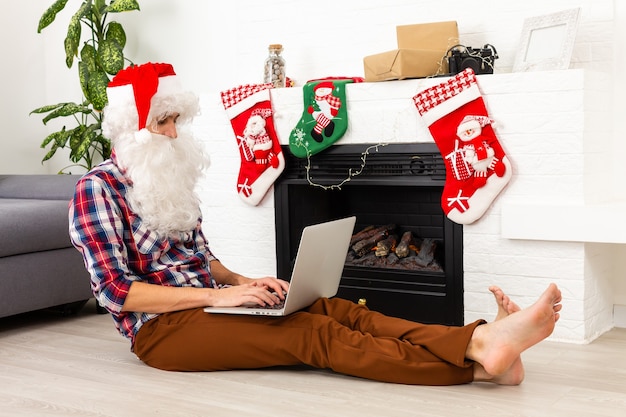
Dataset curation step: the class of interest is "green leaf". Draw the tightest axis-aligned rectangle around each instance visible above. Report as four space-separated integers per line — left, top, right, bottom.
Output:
42 144 60 162
78 61 91 100
41 102 91 124
80 126 100 151
80 43 98 69
64 1 90 67
94 0 108 15
79 46 98 98
98 38 124 75
70 125 99 163
68 125 87 155
80 58 110 109
87 69 110 111
64 36 76 68
37 0 69 33
106 21 126 49
95 134 112 159
30 103 65 115
40 127 68 149
54 127 74 147
106 0 141 13
94 133 109 145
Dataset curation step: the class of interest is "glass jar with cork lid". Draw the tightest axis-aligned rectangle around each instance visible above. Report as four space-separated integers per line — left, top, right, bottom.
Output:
263 44 286 88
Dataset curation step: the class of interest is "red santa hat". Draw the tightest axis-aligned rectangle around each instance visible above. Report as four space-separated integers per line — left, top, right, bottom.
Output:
314 81 335 94
456 115 493 136
104 62 199 144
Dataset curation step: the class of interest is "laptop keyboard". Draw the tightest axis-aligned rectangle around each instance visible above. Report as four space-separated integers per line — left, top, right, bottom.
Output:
246 291 287 310
249 300 285 310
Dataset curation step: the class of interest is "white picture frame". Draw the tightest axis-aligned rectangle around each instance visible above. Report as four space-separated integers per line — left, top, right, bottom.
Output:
513 8 581 72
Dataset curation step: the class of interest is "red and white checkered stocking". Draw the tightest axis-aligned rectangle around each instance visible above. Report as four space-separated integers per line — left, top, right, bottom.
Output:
413 68 512 224
221 83 285 206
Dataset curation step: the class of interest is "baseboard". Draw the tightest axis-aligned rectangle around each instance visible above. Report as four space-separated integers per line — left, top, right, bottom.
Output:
614 304 626 328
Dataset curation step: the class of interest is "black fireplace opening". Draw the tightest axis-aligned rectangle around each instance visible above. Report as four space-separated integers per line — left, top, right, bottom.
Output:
274 143 463 326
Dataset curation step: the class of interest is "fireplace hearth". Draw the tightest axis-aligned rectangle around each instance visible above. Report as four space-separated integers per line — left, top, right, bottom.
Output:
274 143 463 325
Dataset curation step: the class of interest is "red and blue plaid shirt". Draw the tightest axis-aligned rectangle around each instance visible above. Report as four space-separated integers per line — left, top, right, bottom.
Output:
69 155 217 346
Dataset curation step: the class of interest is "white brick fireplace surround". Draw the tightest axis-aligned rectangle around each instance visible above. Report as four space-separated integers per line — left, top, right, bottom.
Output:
194 69 624 344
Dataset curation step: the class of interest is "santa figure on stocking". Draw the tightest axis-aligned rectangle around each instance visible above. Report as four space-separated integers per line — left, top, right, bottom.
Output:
454 114 506 187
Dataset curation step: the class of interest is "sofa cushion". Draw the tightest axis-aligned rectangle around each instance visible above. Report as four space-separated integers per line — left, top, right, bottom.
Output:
0 199 73 257
0 175 81 200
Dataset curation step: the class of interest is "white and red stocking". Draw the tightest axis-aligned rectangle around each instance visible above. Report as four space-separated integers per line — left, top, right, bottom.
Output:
412 68 512 224
221 83 285 206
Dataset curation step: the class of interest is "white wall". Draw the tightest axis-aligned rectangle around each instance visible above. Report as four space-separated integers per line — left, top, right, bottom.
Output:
2 0 624 331
612 1 626 315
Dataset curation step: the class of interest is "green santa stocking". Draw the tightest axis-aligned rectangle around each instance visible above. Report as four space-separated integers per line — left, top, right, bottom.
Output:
289 77 363 158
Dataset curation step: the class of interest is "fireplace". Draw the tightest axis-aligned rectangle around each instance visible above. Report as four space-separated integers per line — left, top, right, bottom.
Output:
273 143 464 325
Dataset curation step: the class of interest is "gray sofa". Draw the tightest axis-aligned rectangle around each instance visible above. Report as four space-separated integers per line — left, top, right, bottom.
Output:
0 175 93 318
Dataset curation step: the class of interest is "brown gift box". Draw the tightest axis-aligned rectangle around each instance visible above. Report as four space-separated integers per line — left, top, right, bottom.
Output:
363 21 459 82
363 49 449 82
396 21 459 51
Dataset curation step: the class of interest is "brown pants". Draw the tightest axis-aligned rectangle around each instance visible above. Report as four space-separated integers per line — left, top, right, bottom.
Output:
133 297 483 385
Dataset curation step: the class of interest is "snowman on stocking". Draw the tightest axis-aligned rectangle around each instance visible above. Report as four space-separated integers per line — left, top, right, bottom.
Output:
413 68 512 224
289 77 363 158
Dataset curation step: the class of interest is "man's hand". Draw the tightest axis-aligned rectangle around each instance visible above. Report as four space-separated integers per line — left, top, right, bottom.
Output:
211 278 290 308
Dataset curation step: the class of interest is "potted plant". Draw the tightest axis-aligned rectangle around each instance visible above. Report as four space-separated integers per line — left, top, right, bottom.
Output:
31 0 140 174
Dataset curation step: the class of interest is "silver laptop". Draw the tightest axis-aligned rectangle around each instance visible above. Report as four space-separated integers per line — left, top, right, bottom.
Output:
203 216 356 316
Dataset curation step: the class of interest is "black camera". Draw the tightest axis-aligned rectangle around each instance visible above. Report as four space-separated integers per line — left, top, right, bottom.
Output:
446 44 498 75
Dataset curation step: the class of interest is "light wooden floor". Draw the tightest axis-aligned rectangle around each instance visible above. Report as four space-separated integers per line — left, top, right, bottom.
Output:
1 299 625 417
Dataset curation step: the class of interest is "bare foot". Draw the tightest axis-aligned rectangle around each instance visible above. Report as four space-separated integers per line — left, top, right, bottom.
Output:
489 286 521 321
473 361 525 385
473 286 525 384
477 286 525 384
467 283 562 377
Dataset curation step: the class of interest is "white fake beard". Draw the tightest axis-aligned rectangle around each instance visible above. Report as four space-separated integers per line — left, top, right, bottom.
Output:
115 130 209 239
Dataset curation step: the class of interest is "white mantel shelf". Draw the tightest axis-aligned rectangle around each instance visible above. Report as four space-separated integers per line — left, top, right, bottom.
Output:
502 203 626 244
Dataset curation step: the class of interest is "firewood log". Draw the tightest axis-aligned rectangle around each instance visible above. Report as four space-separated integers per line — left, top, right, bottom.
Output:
395 231 413 258
416 238 436 264
375 234 398 257
386 252 400 265
349 225 376 245
352 230 389 257
350 224 396 245
350 251 378 266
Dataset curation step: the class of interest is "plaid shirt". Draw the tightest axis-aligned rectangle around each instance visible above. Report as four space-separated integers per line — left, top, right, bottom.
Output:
69 155 217 346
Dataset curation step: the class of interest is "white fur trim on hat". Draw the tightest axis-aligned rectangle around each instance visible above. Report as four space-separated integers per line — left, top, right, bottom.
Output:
134 128 152 144
106 74 184 117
